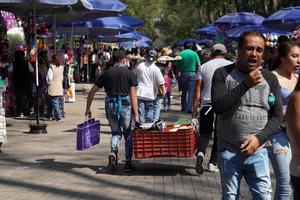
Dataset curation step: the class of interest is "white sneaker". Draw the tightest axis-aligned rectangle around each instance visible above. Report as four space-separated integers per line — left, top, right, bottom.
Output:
195 152 204 174
207 163 219 172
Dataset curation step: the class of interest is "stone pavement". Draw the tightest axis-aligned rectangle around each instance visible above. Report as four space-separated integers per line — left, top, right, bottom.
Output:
0 85 276 200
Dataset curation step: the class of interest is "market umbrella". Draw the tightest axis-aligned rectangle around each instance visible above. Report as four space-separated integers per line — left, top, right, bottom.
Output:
176 38 199 46
263 6 300 31
56 21 134 38
215 12 265 31
98 33 139 43
120 31 151 42
225 24 292 40
120 40 151 48
195 24 218 36
0 0 126 20
56 14 143 38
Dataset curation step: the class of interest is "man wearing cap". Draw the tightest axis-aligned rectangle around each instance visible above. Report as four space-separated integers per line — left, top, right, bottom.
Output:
134 49 165 124
176 42 201 113
85 49 139 172
192 43 233 174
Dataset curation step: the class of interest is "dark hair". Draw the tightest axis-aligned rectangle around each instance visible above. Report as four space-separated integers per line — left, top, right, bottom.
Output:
184 42 192 50
238 31 266 49
14 50 25 62
113 49 126 62
271 40 298 70
51 55 60 67
277 35 290 45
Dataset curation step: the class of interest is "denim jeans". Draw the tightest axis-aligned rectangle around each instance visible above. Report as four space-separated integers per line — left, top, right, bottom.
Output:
291 175 300 200
267 131 292 200
163 91 171 107
105 96 132 158
218 147 272 200
138 99 154 124
180 72 195 111
47 96 62 120
153 97 161 122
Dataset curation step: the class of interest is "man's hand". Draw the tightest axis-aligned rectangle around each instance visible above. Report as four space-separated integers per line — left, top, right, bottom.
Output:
85 109 92 118
240 135 260 156
134 115 140 126
244 66 263 88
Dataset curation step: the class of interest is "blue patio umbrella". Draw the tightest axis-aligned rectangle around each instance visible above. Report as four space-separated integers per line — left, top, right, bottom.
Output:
56 14 144 39
195 24 218 36
120 40 151 48
176 38 199 46
56 20 134 38
98 33 139 43
215 12 265 32
225 25 292 40
215 12 265 26
0 0 126 20
120 31 151 42
263 6 300 31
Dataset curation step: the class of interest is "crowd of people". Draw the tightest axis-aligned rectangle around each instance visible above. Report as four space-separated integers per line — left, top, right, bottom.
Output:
1 30 300 199
86 31 300 199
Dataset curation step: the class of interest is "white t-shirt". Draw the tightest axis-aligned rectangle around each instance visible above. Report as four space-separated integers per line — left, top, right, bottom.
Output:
196 58 233 106
134 61 165 101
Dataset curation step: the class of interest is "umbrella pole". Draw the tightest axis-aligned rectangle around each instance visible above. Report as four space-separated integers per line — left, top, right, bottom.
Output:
28 0 47 134
54 13 57 54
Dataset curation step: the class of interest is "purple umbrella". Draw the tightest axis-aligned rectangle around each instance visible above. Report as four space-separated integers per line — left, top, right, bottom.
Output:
215 12 265 31
263 6 300 31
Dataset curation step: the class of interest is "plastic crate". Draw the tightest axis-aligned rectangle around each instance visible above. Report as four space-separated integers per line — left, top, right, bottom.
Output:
132 124 197 159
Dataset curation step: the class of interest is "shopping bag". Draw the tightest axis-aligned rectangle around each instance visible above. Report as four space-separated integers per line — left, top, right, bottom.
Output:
76 118 100 151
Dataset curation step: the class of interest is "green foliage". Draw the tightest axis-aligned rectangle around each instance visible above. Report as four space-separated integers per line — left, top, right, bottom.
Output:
122 0 300 47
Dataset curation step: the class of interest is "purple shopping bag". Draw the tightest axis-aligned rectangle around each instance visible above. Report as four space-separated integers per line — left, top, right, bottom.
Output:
76 118 100 151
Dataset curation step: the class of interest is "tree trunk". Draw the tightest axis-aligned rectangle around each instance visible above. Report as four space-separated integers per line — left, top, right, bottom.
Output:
269 0 279 13
261 0 269 15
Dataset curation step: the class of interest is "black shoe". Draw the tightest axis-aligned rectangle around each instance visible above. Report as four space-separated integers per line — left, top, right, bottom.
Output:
124 159 132 172
195 152 204 175
187 109 192 114
108 153 117 170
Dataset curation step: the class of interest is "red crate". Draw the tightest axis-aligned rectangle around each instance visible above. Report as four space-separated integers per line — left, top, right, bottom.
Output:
132 124 197 159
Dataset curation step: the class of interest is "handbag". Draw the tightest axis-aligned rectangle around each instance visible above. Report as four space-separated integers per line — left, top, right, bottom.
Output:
76 118 100 151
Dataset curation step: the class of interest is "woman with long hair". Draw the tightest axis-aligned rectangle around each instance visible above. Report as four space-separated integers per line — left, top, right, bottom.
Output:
269 39 300 199
46 55 64 121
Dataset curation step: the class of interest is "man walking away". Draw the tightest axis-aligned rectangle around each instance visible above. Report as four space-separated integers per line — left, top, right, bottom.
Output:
85 49 139 172
176 42 201 113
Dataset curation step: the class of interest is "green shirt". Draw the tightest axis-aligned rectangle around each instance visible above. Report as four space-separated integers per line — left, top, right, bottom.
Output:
177 49 200 73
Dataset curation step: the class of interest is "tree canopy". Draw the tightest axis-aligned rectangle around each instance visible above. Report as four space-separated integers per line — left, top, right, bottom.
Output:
123 0 300 47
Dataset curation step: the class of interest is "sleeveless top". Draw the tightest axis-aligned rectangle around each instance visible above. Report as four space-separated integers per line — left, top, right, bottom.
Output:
281 87 292 110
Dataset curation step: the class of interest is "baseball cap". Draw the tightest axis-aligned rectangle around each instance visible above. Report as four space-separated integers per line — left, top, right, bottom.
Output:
148 49 157 61
212 43 227 54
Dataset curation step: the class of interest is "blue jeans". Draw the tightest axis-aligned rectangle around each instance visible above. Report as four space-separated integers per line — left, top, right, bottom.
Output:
47 96 62 120
218 147 272 200
153 97 161 122
267 131 292 200
138 99 154 124
163 91 171 107
180 72 195 111
105 96 132 158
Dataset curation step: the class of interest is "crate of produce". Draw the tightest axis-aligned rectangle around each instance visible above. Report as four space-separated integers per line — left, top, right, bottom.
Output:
132 124 197 159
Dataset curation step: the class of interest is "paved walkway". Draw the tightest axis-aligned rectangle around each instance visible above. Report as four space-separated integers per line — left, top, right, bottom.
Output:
0 85 276 200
